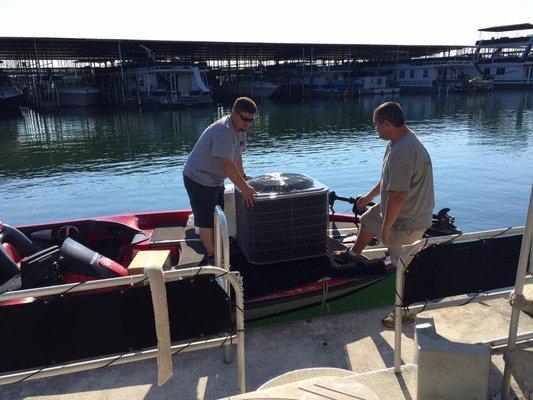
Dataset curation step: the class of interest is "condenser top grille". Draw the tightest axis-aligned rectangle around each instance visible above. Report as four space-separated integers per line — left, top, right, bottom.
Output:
247 173 325 197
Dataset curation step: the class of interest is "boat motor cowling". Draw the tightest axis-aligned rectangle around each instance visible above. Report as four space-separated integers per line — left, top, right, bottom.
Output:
59 237 128 281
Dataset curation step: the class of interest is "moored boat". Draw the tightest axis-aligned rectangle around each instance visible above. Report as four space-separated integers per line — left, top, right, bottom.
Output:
55 82 100 107
0 201 393 324
0 173 462 382
0 72 24 109
0 175 459 324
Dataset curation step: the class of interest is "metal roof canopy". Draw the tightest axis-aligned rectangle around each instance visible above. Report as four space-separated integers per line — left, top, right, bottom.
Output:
478 23 533 32
0 37 468 63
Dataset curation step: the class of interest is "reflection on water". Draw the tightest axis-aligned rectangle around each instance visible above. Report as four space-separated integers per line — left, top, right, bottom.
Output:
0 91 532 231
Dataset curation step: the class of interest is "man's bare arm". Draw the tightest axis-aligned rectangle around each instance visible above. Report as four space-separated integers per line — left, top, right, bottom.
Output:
235 153 246 178
217 157 256 206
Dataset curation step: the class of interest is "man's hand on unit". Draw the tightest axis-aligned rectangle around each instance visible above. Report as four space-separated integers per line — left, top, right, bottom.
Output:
241 185 257 207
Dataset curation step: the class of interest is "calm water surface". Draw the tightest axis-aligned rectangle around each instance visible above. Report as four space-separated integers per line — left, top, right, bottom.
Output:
1 91 532 232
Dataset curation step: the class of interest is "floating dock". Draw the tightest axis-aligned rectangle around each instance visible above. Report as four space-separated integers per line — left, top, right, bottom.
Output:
3 298 532 399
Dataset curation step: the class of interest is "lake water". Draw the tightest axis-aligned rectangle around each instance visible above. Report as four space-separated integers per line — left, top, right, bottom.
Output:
1 91 532 232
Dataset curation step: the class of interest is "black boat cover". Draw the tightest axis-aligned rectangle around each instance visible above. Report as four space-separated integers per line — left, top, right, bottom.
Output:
403 234 522 306
0 276 232 374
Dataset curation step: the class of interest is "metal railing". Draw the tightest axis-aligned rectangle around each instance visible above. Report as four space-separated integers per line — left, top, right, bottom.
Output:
393 225 532 373
214 205 245 390
214 205 231 284
0 209 246 393
502 186 533 400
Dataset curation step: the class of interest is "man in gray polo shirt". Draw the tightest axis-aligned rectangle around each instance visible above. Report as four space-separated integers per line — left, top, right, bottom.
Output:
183 97 257 265
333 101 434 327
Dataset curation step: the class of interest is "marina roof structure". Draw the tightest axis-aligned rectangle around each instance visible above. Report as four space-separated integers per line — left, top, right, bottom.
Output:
478 23 533 32
0 36 468 63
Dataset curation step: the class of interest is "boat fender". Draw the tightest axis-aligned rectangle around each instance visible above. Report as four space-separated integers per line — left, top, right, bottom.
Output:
0 222 37 260
59 237 128 281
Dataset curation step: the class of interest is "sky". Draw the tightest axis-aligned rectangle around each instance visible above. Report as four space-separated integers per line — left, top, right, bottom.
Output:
0 0 531 46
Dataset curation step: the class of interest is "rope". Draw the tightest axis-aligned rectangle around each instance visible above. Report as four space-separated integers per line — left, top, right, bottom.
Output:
418 300 430 314
219 332 231 348
35 280 85 304
191 264 204 280
439 232 462 246
486 227 512 240
320 277 331 314
13 364 51 384
97 351 129 369
394 287 409 311
461 291 482 306
434 226 510 248
171 336 200 356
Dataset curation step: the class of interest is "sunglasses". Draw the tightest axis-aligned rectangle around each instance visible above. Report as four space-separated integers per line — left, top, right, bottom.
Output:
236 111 255 123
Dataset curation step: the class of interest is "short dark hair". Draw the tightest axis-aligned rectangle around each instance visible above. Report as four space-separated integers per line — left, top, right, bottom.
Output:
233 97 257 114
373 102 405 127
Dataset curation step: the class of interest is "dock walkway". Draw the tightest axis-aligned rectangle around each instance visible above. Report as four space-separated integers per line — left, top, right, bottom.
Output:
4 299 533 400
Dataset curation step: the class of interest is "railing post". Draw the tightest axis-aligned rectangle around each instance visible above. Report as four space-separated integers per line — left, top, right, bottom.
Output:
214 206 236 365
394 248 405 373
394 241 424 373
501 185 533 400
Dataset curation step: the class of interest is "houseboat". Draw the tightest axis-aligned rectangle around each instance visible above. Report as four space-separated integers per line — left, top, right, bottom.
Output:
122 64 212 106
393 23 533 91
471 23 533 88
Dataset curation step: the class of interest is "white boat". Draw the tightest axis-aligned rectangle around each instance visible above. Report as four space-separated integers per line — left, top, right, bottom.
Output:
300 71 348 97
393 59 472 92
123 65 213 106
0 72 24 107
55 83 100 107
471 23 533 89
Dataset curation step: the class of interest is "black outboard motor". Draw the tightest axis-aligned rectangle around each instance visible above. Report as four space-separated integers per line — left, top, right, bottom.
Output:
60 238 128 281
425 208 462 237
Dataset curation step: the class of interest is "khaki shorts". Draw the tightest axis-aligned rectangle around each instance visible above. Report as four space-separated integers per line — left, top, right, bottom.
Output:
360 204 426 267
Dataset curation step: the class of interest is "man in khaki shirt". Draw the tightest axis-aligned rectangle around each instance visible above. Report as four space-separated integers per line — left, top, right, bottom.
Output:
334 101 434 327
